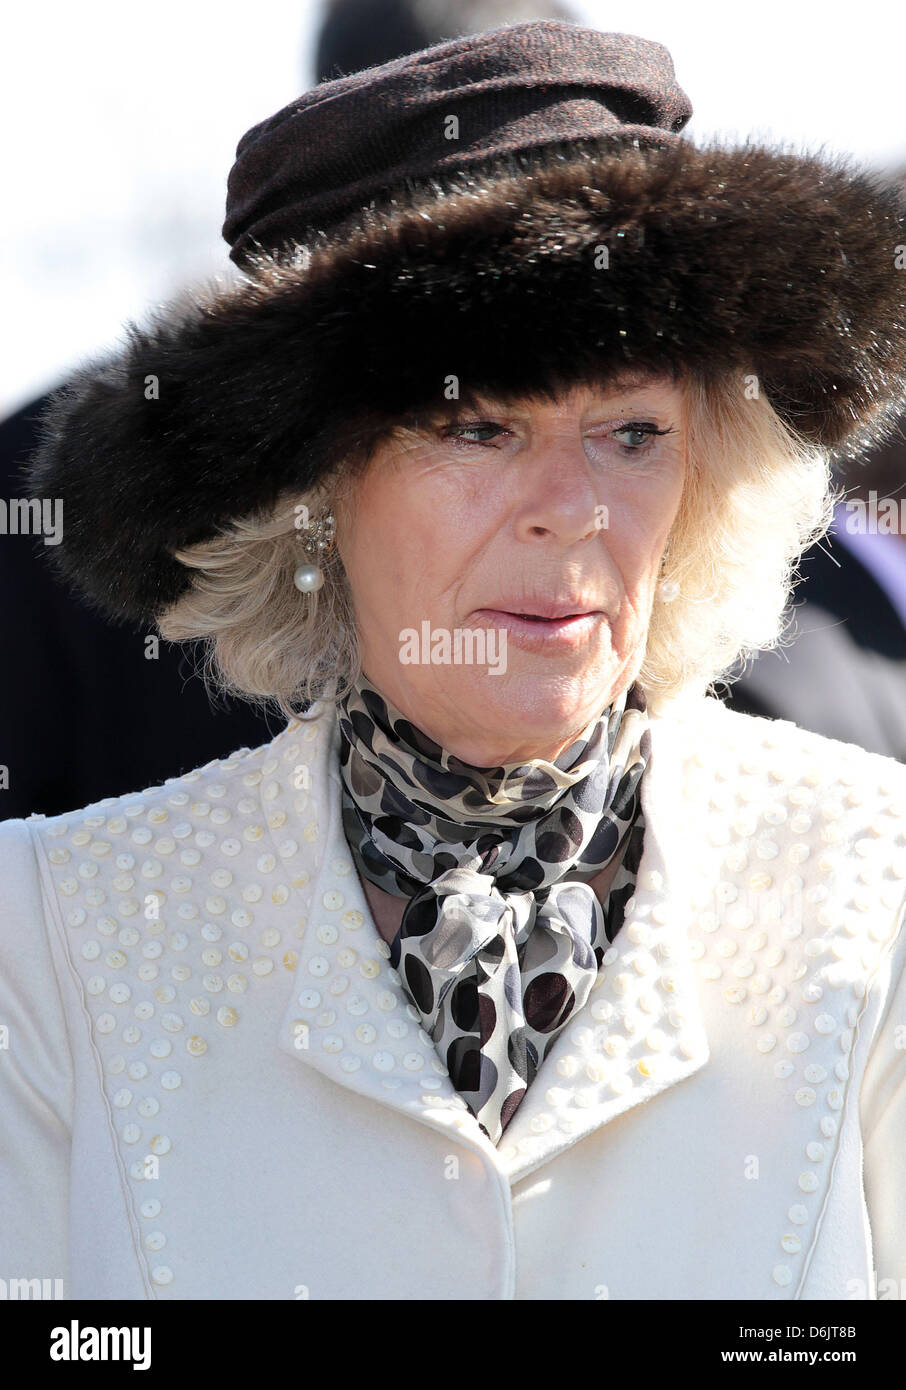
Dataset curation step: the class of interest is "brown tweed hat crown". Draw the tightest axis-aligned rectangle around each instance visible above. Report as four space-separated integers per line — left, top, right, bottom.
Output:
223 23 693 265
26 19 906 625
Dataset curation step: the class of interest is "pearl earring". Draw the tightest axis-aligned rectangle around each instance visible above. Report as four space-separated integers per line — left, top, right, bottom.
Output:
656 553 679 603
293 511 336 593
293 564 324 593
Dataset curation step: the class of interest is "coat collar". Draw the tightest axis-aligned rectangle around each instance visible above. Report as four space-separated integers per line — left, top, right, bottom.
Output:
276 696 711 1184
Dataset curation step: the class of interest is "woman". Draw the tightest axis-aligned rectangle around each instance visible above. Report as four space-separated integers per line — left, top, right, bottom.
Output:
4 20 906 1301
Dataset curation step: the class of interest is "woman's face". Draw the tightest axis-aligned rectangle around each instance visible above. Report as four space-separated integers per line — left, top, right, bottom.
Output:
334 371 687 766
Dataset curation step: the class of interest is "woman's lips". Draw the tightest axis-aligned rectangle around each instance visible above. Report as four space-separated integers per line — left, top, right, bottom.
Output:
470 608 604 650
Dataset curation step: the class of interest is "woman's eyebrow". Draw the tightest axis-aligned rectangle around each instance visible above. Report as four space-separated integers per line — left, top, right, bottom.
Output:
468 381 671 415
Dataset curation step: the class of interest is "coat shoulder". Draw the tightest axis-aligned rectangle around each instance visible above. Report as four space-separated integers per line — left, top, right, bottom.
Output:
21 710 338 940
668 692 906 800
661 693 906 922
22 712 334 848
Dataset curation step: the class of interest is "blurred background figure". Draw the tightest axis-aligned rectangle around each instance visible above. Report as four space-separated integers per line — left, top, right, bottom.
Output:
718 399 906 761
316 0 575 76
0 0 577 822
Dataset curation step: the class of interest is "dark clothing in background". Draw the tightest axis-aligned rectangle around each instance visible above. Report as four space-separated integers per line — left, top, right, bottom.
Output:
720 530 906 762
1 391 277 821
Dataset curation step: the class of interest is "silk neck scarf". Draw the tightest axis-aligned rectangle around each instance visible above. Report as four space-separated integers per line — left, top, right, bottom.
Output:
336 672 650 1144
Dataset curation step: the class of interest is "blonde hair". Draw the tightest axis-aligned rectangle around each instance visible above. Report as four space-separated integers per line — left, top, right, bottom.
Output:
158 369 836 723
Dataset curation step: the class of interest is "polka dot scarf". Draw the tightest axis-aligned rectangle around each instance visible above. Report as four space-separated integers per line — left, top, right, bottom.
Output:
336 673 650 1145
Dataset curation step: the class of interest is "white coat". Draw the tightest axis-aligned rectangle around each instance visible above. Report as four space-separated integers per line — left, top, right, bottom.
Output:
2 692 906 1300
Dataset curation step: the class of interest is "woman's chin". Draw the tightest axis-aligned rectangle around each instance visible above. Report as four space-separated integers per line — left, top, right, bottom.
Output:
427 667 624 762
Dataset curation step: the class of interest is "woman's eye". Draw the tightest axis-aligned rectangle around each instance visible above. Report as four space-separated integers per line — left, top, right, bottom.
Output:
610 422 673 452
440 419 675 452
442 421 507 447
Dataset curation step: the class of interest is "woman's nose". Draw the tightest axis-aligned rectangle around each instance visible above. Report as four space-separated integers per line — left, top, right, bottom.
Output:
512 437 603 544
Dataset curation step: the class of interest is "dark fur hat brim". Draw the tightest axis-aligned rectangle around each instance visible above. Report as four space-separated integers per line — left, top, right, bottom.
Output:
26 136 906 625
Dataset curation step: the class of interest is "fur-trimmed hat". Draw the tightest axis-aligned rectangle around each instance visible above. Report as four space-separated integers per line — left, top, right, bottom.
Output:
26 19 906 625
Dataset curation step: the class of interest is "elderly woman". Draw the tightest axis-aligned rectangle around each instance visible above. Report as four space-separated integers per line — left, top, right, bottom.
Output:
4 20 906 1303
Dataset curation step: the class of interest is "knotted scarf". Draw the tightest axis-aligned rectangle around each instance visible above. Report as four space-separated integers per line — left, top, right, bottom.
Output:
337 672 649 1144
